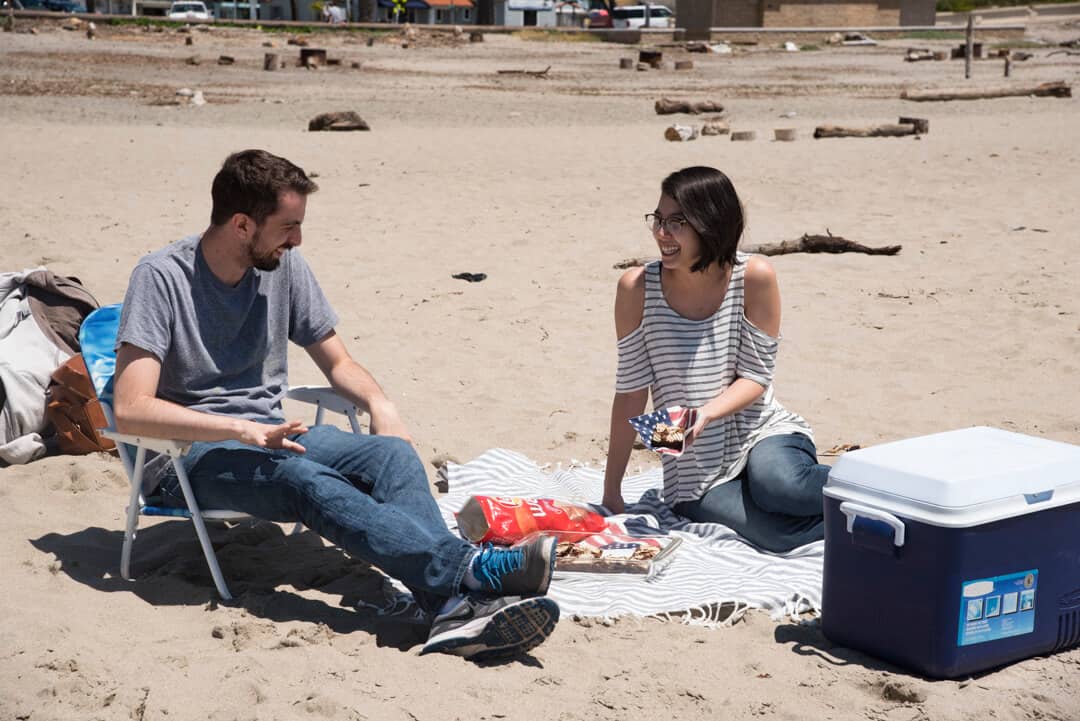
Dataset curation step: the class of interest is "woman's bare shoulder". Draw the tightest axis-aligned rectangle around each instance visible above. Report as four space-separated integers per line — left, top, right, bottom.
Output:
743 254 777 290
617 265 647 293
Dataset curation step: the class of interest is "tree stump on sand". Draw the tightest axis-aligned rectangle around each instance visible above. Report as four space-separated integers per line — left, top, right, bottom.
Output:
300 48 328 68
639 49 662 66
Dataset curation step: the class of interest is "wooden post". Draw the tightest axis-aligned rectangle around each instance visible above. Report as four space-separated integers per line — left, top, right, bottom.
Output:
1004 56 1011 77
965 14 974 80
264 53 279 71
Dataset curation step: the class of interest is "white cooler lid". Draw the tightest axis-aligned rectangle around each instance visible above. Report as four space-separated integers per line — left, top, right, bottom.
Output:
825 426 1080 527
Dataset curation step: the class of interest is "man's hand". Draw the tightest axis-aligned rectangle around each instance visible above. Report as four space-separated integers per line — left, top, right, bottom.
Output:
369 403 413 444
602 493 626 516
238 420 309 453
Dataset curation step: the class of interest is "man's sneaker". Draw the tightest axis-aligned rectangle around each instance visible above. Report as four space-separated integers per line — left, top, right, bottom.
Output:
471 535 558 596
420 594 560 661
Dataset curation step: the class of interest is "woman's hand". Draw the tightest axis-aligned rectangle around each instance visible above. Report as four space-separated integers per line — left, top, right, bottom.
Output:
683 412 709 449
238 419 309 453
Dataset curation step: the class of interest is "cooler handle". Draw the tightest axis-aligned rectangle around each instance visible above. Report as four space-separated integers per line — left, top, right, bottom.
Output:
839 502 906 547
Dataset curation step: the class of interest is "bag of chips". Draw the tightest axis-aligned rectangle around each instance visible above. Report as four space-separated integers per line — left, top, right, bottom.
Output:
456 496 609 545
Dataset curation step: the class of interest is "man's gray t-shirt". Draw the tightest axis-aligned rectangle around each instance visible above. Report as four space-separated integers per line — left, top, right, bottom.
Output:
116 234 338 487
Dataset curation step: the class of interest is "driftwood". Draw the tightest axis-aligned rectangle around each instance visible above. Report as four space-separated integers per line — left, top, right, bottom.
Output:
613 232 899 268
897 116 929 134
743 233 901 256
655 98 725 115
901 81 1071 101
1047 50 1080 57
814 123 918 138
308 111 371 132
905 48 934 62
496 65 551 77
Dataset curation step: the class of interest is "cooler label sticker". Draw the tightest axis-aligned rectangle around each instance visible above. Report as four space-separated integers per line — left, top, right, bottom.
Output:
957 569 1038 647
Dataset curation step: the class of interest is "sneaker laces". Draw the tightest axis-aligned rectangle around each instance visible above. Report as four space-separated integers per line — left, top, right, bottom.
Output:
472 542 524 592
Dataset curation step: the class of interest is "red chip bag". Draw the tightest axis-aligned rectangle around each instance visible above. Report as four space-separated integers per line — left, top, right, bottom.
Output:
456 496 609 545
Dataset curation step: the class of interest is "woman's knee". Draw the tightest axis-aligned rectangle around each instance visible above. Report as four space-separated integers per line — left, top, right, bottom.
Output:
746 436 826 515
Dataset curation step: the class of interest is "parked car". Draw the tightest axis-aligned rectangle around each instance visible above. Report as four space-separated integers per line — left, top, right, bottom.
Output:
586 8 611 27
167 0 211 20
611 4 673 29
42 0 87 11
1 0 49 9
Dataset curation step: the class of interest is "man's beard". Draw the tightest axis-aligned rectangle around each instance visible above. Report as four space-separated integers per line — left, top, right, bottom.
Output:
247 229 284 271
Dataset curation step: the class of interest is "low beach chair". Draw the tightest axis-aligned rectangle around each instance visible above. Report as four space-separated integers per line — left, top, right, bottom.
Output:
79 304 364 600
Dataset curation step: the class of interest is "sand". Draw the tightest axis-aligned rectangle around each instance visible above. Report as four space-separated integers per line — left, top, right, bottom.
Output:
2 14 1079 721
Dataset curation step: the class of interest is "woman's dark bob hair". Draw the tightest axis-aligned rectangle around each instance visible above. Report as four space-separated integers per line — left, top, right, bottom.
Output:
661 166 744 273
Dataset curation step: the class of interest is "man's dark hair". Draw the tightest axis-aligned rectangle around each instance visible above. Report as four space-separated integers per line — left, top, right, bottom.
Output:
210 149 319 226
661 166 745 273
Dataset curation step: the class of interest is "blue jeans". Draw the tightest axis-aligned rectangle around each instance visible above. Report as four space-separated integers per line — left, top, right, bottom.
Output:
673 433 828 553
157 425 473 613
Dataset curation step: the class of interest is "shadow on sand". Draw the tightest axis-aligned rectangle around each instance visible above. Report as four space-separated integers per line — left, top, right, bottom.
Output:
31 520 430 651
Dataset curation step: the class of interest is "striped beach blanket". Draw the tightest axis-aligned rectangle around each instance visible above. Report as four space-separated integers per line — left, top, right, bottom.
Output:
437 449 824 625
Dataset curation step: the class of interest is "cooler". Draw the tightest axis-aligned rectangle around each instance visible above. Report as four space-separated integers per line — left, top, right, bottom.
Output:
821 426 1080 678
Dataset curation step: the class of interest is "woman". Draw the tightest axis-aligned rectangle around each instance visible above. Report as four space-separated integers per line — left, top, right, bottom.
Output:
601 166 829 553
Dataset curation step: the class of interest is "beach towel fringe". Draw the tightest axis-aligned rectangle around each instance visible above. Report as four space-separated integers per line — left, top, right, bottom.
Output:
647 601 750 629
770 592 822 623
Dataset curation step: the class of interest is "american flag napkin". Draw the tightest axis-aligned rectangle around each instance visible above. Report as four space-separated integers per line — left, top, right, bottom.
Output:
628 405 698 456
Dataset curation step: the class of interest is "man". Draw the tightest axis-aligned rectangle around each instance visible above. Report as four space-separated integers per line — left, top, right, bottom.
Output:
113 149 559 661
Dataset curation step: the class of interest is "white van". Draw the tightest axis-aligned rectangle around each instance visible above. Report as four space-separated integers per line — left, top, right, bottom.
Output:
167 1 211 20
611 4 674 29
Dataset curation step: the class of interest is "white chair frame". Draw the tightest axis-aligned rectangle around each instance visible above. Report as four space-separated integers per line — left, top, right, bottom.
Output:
105 385 364 600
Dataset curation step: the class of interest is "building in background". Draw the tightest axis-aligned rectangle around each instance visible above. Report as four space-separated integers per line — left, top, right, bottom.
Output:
679 0 936 35
494 0 555 26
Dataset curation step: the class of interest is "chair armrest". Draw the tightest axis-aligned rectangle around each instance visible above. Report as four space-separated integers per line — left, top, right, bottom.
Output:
101 430 191 458
286 385 362 417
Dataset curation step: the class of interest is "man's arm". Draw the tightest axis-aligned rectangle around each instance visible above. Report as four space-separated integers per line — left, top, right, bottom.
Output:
113 344 308 452
304 331 412 442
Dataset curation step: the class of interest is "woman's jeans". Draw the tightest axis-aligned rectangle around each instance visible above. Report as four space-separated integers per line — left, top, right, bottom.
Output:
156 425 472 612
673 433 829 553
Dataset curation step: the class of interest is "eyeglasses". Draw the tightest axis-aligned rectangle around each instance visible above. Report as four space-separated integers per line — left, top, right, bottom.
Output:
644 212 690 235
